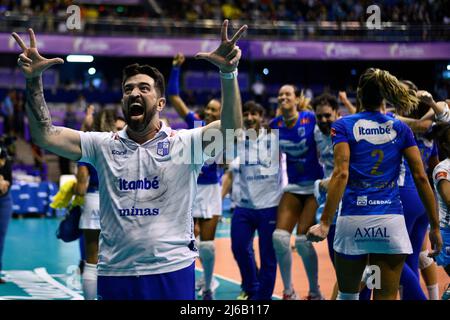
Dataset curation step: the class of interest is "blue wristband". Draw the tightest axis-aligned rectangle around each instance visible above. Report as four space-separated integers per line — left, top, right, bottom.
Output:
167 66 181 96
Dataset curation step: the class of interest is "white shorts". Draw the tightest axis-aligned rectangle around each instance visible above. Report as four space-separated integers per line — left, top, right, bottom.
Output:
334 214 412 255
79 192 100 230
192 183 222 219
283 182 315 195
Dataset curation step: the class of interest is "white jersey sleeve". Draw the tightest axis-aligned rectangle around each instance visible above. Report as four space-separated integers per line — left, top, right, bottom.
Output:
432 158 450 228
79 131 113 166
436 103 450 123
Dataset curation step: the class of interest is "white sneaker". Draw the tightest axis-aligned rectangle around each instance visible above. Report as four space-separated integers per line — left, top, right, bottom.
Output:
195 277 205 291
197 277 220 296
282 289 298 300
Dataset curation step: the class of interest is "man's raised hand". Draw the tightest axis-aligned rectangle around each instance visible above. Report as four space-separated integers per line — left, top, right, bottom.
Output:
195 20 247 73
12 28 64 79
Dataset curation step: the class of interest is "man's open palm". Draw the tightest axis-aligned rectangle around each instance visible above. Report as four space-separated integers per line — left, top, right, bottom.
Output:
12 28 64 79
195 20 247 73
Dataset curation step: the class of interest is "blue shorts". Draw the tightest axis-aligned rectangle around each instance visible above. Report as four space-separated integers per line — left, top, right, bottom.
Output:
436 227 450 267
97 262 195 300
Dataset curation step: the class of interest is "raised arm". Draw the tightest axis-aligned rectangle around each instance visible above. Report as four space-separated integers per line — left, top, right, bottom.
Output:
12 29 81 161
417 90 448 120
167 53 191 119
196 20 246 148
338 91 356 115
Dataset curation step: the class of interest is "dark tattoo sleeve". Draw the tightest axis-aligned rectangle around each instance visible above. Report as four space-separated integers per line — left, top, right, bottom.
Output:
25 77 62 136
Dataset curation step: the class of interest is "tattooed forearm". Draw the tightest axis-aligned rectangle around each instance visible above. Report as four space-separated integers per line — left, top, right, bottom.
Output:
25 77 62 136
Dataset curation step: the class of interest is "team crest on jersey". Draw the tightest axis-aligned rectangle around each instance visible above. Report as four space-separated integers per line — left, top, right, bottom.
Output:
157 141 170 156
353 119 397 145
330 127 336 137
298 127 306 137
435 171 448 180
300 118 310 125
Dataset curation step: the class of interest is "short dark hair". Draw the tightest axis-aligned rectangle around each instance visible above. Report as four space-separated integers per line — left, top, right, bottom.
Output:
243 100 265 117
427 122 450 157
284 84 301 97
122 64 165 97
311 93 338 111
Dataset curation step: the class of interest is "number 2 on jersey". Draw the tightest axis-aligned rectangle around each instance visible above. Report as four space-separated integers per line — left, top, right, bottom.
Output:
370 149 384 176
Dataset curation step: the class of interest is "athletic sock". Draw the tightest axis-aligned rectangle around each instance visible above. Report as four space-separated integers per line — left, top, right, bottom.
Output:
295 234 321 296
427 284 439 300
272 229 294 292
198 241 215 291
82 262 97 300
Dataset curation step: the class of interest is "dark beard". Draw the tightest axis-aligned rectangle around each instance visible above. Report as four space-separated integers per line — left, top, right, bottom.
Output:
318 123 331 135
125 103 158 132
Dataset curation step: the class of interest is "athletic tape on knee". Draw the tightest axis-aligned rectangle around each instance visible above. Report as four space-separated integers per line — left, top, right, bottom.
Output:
272 229 291 254
419 250 433 270
199 241 215 261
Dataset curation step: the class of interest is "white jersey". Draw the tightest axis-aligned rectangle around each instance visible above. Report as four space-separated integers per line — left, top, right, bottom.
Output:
436 103 450 123
433 158 450 228
314 125 334 178
229 132 282 209
79 122 208 276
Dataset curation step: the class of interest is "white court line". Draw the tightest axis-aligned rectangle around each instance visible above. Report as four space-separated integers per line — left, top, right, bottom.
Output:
34 267 84 300
195 267 282 300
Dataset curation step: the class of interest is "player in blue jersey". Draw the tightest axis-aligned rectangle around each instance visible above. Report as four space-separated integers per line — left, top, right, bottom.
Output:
307 68 442 300
168 52 223 300
13 21 246 300
75 109 120 300
222 101 282 300
430 122 450 300
396 81 441 300
270 84 324 300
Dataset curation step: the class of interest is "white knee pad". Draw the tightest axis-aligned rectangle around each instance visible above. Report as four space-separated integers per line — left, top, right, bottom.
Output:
419 250 434 270
198 241 215 261
272 229 291 254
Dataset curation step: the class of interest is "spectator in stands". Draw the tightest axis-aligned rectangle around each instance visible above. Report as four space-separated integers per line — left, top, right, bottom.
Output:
0 140 12 284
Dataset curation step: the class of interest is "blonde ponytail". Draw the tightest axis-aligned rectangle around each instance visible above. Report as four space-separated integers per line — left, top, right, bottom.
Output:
357 68 419 114
376 69 419 115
